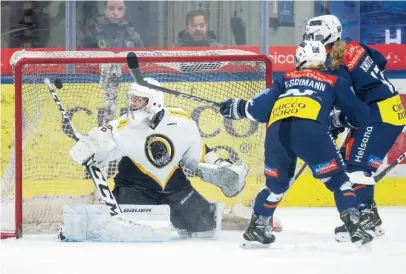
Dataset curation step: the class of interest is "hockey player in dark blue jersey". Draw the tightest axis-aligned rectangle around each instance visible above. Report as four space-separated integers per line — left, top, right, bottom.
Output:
304 15 406 241
219 41 372 248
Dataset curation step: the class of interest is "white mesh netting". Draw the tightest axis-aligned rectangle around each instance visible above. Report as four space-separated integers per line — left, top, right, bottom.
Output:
1 49 270 235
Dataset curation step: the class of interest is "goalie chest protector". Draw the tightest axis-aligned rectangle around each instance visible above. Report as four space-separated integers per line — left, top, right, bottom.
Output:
111 107 204 190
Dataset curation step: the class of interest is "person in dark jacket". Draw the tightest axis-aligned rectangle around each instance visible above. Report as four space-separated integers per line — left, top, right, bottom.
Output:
174 9 222 47
82 0 143 48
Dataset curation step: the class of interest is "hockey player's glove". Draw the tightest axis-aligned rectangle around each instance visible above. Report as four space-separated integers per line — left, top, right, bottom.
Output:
196 158 248 198
330 109 346 130
330 127 345 139
330 109 359 131
69 127 116 167
220 98 247 120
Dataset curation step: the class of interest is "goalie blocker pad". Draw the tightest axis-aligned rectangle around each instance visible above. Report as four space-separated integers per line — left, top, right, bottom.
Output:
59 204 172 242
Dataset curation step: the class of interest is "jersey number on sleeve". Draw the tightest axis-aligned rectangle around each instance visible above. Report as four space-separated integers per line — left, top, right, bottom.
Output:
371 65 395 93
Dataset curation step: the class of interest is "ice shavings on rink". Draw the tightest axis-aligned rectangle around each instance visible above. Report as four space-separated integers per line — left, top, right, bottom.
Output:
2 207 406 274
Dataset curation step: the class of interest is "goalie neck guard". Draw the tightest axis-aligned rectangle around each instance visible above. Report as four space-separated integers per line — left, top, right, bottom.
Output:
127 78 164 127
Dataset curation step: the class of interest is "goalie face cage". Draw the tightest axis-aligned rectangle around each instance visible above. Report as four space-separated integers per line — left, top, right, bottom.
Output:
1 50 272 239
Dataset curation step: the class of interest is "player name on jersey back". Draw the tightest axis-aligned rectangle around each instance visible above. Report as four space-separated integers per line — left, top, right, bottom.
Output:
284 70 337 86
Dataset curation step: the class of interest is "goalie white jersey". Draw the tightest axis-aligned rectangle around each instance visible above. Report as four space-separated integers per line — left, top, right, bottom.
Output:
74 107 205 191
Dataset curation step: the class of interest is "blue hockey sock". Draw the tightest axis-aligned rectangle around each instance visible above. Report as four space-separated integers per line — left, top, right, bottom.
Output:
253 189 279 217
353 184 374 210
334 189 358 214
346 165 375 209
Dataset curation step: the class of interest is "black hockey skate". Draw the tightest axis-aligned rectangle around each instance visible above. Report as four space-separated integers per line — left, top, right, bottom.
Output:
241 213 275 249
371 201 385 236
334 223 350 242
359 208 375 235
335 201 384 242
339 210 373 248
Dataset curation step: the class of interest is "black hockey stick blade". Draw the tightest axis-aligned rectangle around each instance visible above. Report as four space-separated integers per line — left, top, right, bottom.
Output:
373 151 406 183
126 52 221 108
126 52 146 84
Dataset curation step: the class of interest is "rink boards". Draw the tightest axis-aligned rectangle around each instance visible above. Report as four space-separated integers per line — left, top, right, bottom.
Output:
1 79 405 207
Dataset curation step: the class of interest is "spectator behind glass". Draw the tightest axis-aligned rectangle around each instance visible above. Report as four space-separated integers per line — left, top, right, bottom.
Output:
174 10 222 47
82 0 143 48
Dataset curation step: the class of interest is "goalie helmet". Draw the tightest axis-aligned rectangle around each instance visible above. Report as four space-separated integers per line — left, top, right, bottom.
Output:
127 77 164 127
295 40 327 69
303 15 342 46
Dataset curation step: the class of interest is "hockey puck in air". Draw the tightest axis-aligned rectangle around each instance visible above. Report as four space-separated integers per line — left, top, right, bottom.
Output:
54 79 63 89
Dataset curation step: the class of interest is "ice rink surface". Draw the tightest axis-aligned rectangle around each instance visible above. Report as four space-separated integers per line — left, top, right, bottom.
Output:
2 207 406 274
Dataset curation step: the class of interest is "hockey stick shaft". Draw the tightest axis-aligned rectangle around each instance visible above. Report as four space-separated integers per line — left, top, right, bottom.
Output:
289 162 307 187
374 151 406 183
44 78 148 228
126 52 221 108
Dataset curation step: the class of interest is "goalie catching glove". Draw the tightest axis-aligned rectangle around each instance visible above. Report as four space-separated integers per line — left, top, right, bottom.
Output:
196 151 248 198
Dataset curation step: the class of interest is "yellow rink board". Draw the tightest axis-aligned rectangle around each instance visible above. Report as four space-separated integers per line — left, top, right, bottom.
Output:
1 83 405 206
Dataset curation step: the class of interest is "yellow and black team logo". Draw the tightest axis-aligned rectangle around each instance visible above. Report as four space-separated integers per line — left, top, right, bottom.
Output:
145 134 175 168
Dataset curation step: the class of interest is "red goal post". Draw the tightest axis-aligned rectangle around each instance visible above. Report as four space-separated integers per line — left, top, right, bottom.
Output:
1 50 273 239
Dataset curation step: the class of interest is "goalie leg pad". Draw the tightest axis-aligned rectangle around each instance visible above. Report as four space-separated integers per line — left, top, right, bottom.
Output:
112 184 161 205
60 204 171 242
192 202 225 239
164 185 218 236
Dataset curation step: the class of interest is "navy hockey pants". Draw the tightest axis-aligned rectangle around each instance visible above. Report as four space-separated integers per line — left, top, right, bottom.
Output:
341 121 404 208
253 118 358 217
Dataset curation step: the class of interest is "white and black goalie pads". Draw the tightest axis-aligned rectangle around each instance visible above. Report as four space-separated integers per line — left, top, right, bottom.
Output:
196 160 248 197
59 204 171 242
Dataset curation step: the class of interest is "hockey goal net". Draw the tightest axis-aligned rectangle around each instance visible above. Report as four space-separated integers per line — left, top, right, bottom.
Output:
1 50 272 239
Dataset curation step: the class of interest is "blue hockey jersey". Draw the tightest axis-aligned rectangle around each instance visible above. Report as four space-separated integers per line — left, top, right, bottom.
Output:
326 40 405 126
246 69 370 128
326 40 397 105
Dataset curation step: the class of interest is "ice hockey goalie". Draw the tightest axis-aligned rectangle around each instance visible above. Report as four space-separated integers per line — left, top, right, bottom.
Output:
61 78 248 242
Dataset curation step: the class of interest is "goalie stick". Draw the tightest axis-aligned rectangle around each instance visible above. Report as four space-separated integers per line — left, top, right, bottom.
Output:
43 77 151 229
126 52 221 108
